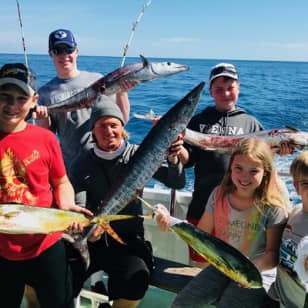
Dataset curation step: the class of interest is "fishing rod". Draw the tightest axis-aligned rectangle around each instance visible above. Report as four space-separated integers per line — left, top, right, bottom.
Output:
16 0 37 125
120 1 179 214
16 0 28 67
120 0 152 67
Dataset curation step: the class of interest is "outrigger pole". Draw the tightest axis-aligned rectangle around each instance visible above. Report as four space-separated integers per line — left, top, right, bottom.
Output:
16 0 28 67
120 0 152 67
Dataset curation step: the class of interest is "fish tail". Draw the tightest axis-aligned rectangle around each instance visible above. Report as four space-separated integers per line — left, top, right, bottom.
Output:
69 233 90 270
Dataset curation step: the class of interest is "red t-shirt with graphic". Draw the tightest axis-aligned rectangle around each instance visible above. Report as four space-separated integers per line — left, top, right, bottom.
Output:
0 123 66 260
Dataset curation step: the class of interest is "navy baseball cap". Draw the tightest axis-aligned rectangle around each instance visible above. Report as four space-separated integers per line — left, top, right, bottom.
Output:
0 63 37 96
49 29 77 51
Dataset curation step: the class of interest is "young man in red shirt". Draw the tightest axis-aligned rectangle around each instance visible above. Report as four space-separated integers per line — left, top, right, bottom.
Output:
0 63 91 308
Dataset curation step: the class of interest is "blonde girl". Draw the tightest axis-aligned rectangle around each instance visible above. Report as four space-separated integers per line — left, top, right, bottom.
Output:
171 138 288 308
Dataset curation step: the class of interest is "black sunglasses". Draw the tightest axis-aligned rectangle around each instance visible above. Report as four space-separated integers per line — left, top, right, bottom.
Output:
52 46 76 55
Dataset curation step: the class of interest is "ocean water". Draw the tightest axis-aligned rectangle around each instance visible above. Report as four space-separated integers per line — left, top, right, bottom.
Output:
0 53 307 205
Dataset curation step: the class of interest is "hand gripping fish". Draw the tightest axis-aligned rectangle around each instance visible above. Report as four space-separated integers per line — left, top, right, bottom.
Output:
80 82 205 249
0 203 139 245
138 197 263 289
47 55 189 113
183 127 308 154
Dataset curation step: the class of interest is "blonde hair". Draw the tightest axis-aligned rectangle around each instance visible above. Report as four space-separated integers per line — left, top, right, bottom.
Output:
290 151 308 183
218 138 286 211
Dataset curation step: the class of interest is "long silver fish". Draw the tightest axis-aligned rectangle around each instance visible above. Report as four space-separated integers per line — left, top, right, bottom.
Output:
82 82 205 243
139 198 263 289
183 127 308 154
134 112 308 155
47 55 189 112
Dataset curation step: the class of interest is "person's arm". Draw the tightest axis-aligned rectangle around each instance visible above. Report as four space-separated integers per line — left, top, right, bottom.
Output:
115 80 138 123
51 175 92 216
252 224 285 272
116 91 130 123
197 210 214 234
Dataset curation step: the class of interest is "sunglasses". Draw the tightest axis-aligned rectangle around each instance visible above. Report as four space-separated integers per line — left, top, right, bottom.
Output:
52 46 76 55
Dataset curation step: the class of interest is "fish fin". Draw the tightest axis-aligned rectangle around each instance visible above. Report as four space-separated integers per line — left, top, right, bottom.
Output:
140 55 149 67
104 223 126 245
63 232 90 270
286 126 300 132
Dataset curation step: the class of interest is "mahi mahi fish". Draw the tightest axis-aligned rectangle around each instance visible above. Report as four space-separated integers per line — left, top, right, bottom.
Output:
183 127 308 154
139 198 263 289
47 55 189 112
172 222 262 289
82 82 205 244
0 203 138 245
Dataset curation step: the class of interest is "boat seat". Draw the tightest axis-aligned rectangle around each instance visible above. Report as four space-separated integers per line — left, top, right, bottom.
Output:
150 256 201 293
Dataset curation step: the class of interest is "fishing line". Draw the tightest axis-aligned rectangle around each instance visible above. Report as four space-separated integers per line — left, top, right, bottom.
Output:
16 0 28 67
120 0 152 67
16 0 36 124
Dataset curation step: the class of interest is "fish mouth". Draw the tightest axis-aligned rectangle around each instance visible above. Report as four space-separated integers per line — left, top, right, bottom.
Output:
151 64 189 76
177 65 189 71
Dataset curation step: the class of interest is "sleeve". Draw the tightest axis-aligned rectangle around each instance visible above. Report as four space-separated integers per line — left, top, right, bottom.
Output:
266 206 288 229
47 132 67 180
183 116 201 168
205 189 216 215
252 117 264 132
277 177 291 210
183 142 200 168
152 158 185 189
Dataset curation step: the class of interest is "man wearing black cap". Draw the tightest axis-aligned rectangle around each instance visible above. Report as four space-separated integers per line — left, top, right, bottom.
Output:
0 63 91 308
69 98 186 308
35 29 135 175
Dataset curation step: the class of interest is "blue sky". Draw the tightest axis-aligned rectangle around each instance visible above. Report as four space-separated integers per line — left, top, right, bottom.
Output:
2 0 308 61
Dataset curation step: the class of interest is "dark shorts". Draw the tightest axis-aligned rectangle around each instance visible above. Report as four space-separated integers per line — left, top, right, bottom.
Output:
0 240 74 308
70 238 153 301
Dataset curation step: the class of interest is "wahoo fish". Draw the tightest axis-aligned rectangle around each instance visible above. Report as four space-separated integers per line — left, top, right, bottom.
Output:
139 198 263 289
47 55 189 112
0 203 137 245
134 111 308 155
184 127 308 154
83 82 205 241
